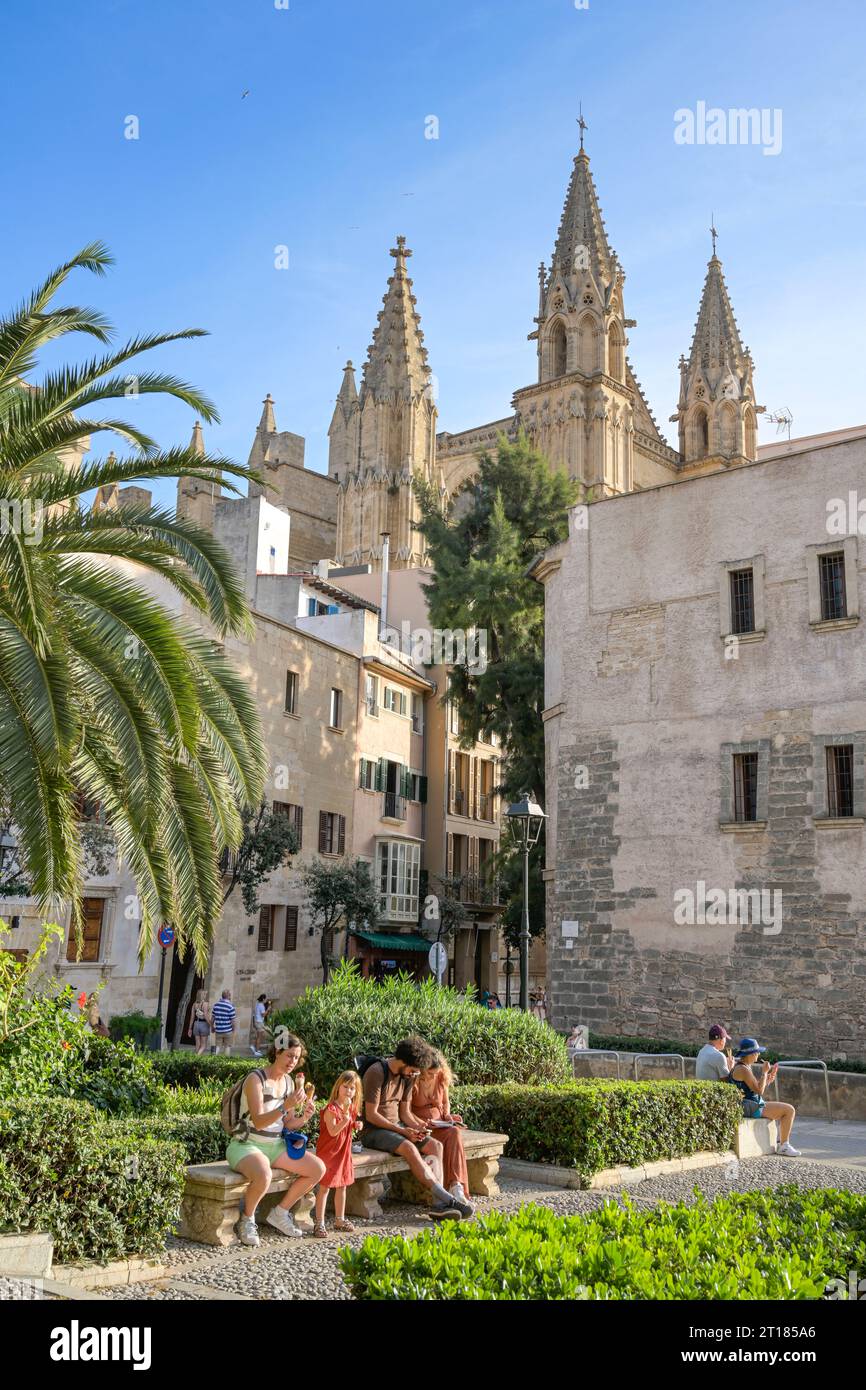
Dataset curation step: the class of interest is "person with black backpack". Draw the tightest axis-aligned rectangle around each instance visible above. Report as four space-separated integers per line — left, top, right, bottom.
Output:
357 1036 474 1221
223 1033 326 1246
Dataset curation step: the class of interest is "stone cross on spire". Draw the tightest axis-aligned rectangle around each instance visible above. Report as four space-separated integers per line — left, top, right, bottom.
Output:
390 235 411 267
710 216 718 258
577 106 588 151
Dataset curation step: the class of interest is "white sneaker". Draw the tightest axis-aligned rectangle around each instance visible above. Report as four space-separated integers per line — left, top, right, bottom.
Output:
236 1215 259 1247
777 1141 801 1157
265 1206 304 1238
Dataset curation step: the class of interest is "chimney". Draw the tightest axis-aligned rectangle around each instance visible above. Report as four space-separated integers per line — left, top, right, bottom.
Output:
379 532 390 639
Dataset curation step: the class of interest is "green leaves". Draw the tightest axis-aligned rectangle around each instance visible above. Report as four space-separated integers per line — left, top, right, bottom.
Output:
0 247 267 965
272 960 572 1093
341 1190 866 1301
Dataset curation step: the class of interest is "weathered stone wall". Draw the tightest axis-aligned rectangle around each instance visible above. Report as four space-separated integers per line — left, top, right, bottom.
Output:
540 432 866 1061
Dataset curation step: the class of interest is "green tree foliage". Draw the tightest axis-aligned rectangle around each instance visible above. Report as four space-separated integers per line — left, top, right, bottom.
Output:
415 432 578 803
301 859 380 984
0 244 267 967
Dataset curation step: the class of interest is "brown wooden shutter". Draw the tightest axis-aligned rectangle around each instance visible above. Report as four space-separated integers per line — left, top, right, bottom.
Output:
448 751 455 813
446 832 454 877
318 811 327 853
295 805 303 848
338 815 346 854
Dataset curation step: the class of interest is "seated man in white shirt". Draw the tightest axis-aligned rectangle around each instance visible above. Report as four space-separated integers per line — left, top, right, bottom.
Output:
695 1024 734 1080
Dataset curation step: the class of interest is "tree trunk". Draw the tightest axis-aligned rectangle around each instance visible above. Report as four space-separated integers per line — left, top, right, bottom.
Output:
171 951 200 1050
321 925 331 985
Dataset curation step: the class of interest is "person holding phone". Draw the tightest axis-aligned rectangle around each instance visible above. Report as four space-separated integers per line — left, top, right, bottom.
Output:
410 1051 472 1207
729 1038 800 1155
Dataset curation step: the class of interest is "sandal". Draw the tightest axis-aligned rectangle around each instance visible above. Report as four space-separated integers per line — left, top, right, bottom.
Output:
313 1221 328 1239
334 1219 356 1233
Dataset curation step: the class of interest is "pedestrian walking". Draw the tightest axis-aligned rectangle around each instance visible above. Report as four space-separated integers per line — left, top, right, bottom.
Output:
211 989 236 1054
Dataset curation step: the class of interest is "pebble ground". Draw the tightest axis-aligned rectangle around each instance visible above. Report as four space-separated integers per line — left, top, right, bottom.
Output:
86 1158 866 1301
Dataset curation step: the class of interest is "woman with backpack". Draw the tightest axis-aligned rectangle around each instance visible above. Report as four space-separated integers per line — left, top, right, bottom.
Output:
224 1033 326 1246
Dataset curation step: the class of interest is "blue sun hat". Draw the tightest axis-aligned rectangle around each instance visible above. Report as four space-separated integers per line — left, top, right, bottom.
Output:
282 1128 308 1159
733 1037 766 1058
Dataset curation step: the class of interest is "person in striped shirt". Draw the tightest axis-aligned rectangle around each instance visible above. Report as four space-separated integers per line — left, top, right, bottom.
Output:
211 990 236 1054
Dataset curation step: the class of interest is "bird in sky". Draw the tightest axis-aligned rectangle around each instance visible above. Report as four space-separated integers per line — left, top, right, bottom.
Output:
241 89 250 99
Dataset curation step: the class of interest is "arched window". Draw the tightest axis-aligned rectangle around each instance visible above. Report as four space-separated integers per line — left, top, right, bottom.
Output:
744 408 757 459
608 320 625 382
693 407 709 459
578 312 599 374
550 320 567 379
719 403 737 456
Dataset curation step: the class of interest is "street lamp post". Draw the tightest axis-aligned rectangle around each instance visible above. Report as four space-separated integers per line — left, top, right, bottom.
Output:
505 792 547 1012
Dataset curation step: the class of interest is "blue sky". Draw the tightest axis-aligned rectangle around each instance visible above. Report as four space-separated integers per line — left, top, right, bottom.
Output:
2 0 864 508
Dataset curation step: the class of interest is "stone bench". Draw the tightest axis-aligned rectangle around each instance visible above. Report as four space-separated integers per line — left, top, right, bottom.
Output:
734 1117 779 1158
178 1129 509 1247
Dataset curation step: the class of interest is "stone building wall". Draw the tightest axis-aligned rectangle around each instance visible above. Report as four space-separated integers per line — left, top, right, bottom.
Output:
536 430 866 1061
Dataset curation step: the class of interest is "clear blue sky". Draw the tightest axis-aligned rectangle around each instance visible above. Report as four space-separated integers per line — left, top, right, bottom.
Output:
2 0 864 508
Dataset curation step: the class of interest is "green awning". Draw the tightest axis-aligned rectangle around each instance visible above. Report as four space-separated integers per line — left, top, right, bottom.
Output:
351 930 431 953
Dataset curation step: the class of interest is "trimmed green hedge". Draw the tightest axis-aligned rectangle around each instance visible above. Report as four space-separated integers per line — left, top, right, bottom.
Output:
274 962 571 1092
150 1052 254 1088
0 1098 185 1265
117 1112 226 1167
341 1188 866 1300
452 1080 742 1179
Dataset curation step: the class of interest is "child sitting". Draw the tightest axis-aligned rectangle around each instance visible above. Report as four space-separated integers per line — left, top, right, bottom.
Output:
313 1070 363 1238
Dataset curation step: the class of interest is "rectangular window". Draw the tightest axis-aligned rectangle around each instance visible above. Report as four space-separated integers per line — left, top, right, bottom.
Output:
329 688 343 729
407 770 428 803
827 744 854 818
66 897 105 963
273 801 303 847
819 552 847 621
365 674 379 716
732 752 759 822
258 904 274 951
284 907 298 951
383 687 407 716
729 569 755 635
411 693 423 734
449 701 460 735
378 841 421 921
318 811 346 855
285 671 298 715
359 758 376 791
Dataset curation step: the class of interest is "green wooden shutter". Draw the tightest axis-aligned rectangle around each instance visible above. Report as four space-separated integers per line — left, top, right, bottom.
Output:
375 758 386 792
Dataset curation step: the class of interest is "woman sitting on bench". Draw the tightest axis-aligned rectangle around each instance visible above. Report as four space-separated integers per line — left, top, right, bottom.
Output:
227 1033 326 1246
729 1037 801 1157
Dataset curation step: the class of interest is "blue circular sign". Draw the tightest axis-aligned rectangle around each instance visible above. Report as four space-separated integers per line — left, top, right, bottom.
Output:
158 925 175 949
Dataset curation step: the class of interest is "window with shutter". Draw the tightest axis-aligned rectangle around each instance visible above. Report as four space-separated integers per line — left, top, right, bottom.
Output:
448 752 456 813
318 811 327 853
375 758 386 792
284 907 298 951
258 905 274 951
446 833 453 877
338 815 346 854
419 775 428 804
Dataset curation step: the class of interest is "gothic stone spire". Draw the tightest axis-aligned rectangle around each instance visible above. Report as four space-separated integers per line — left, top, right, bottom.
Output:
360 237 432 402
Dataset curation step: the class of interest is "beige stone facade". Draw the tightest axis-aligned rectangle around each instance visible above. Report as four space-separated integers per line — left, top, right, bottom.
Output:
535 427 866 1060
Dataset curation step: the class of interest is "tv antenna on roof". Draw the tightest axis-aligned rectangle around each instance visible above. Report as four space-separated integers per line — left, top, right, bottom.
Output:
766 407 793 441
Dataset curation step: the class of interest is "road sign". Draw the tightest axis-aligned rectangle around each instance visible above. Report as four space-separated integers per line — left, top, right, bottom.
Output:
157 925 175 949
428 941 447 981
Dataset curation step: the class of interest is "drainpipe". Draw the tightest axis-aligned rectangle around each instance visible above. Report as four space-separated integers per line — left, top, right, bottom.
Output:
379 532 390 640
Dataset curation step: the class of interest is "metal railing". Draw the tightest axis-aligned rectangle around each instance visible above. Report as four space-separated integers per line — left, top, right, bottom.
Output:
571 1048 622 1080
772 1059 833 1123
382 792 406 821
633 1052 687 1081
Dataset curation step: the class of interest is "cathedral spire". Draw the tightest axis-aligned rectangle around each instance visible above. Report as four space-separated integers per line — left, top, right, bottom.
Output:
189 420 205 457
258 393 276 434
674 249 761 467
336 361 358 414
550 146 617 290
361 237 432 402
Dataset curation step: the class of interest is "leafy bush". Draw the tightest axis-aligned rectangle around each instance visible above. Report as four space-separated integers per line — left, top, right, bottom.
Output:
453 1080 742 1178
117 1112 226 1167
341 1188 866 1300
108 1011 162 1049
56 1035 160 1116
273 961 570 1092
0 921 91 1100
0 1098 185 1264
150 1052 254 1089
154 1080 223 1115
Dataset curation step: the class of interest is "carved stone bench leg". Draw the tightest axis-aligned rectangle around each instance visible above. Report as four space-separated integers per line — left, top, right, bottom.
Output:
345 1175 390 1220
256 1188 315 1231
466 1154 500 1198
387 1169 433 1206
179 1195 240 1247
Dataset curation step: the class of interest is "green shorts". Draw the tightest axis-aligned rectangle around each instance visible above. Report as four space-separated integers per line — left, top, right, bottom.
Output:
226 1134 287 1170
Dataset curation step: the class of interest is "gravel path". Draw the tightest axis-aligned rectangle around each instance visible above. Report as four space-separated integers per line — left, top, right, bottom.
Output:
90 1158 866 1302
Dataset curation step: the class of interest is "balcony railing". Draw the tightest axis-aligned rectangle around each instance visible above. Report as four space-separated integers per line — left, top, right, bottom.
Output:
452 788 466 815
459 873 501 906
478 791 495 821
383 792 407 821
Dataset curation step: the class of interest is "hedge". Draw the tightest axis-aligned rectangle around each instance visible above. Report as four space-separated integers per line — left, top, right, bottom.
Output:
117 1112 226 1167
0 1098 185 1265
150 1052 254 1088
452 1080 742 1179
341 1187 866 1300
274 962 571 1092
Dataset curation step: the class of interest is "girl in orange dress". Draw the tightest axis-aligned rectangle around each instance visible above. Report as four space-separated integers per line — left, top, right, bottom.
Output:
313 1070 363 1238
411 1052 470 1202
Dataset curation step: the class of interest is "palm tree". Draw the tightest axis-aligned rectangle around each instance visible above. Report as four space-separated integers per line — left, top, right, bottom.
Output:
0 243 267 970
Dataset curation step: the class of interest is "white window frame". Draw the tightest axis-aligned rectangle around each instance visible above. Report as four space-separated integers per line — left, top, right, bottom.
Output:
806 537 859 628
377 840 421 922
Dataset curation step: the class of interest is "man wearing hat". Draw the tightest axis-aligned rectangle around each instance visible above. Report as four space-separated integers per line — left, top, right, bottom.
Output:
695 1024 734 1081
729 1038 801 1156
